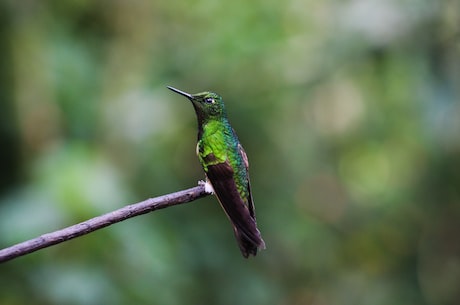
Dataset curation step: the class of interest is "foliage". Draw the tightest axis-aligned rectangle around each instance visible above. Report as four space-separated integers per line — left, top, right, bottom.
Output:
0 0 459 304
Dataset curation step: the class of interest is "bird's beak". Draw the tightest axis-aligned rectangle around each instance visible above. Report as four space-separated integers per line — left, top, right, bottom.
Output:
167 86 192 99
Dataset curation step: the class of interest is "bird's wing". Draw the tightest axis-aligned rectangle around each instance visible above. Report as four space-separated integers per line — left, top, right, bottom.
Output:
237 143 256 218
204 153 263 256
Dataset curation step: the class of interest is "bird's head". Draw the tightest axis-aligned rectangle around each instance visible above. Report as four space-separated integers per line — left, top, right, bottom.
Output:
168 86 226 122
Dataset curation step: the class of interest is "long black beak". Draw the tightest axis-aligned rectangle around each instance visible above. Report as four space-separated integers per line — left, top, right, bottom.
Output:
167 86 192 99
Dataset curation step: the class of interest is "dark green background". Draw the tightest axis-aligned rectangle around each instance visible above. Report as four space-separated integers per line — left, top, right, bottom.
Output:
1 1 459 304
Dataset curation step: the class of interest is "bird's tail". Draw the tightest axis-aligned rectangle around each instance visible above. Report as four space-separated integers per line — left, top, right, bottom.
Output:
234 226 266 258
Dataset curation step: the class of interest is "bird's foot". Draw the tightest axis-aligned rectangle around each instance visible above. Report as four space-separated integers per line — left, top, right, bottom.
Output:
198 180 214 194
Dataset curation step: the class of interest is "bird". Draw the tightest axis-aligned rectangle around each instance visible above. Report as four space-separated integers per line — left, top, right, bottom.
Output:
168 86 265 258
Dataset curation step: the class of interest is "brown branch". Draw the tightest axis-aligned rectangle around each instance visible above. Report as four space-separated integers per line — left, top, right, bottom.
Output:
0 185 210 263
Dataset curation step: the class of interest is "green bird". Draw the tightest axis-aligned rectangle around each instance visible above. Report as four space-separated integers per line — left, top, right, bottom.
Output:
168 86 265 258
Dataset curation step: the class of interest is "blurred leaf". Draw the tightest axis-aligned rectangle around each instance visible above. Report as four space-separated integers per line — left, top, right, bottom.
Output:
0 0 458 304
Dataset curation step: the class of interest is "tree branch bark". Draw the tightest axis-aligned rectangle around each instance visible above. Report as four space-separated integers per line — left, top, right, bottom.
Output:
0 185 210 263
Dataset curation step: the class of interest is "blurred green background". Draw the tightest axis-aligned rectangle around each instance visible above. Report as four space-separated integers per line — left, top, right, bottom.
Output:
1 0 459 304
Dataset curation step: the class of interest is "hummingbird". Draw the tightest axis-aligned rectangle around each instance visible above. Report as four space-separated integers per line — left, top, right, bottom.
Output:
168 86 265 258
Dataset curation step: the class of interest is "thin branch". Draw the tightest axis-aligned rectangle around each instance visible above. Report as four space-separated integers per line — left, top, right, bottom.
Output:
0 185 210 263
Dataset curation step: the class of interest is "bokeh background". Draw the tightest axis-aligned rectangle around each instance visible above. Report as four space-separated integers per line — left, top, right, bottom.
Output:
1 0 459 304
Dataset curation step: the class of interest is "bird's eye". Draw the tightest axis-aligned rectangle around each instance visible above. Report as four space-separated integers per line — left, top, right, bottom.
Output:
204 98 215 104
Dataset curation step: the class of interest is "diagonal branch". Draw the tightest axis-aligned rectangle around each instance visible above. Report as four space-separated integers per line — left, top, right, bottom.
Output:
0 185 210 263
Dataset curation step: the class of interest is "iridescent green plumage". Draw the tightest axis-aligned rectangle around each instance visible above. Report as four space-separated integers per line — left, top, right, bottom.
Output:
168 86 265 257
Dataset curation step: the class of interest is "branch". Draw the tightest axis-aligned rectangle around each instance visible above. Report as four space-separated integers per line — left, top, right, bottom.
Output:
0 185 210 263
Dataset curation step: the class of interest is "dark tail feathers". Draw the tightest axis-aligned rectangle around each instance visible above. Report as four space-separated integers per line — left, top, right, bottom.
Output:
234 227 266 258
